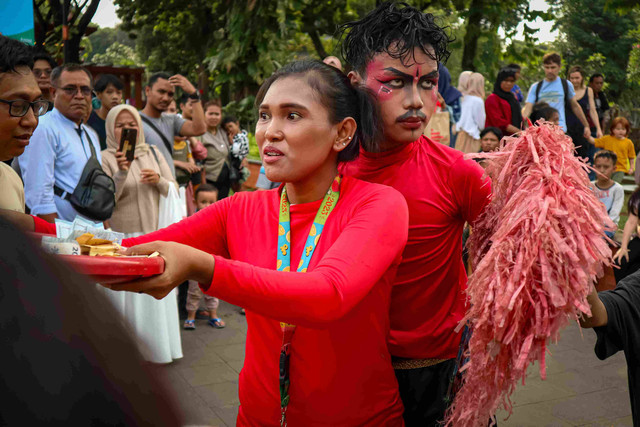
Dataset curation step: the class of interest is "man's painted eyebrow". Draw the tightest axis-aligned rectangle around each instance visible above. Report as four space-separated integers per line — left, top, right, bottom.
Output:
383 67 439 79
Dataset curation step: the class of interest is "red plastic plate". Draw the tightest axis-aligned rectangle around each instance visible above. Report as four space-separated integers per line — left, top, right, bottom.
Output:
59 255 165 284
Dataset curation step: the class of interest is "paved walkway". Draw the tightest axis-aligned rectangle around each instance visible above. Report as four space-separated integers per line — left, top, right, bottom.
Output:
160 301 632 427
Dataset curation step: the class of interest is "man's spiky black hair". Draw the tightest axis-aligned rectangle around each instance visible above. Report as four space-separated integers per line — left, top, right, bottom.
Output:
338 1 451 75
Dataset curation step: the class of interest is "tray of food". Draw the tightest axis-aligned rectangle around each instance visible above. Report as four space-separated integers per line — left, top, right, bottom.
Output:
37 218 165 285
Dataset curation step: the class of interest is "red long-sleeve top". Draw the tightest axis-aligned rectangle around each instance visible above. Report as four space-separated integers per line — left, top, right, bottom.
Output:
341 136 491 360
124 176 408 426
484 93 514 135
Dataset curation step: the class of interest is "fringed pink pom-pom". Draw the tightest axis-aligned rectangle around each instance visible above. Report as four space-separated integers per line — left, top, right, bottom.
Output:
445 121 615 427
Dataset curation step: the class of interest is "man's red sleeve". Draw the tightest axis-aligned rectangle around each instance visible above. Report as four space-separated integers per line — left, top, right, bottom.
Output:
450 157 492 224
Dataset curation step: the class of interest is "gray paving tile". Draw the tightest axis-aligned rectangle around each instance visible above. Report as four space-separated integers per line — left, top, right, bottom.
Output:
548 367 625 395
195 380 240 408
498 402 573 426
159 364 225 427
186 346 227 367
609 415 634 427
200 326 248 345
545 389 631 425
591 388 633 421
214 342 245 363
225 359 244 374
213 405 239 427
178 363 239 387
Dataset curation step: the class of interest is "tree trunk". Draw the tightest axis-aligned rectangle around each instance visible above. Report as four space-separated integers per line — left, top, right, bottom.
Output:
461 0 485 71
66 36 81 63
307 28 328 59
68 0 100 63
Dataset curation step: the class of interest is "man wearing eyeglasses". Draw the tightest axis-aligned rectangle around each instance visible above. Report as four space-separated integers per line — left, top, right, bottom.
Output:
0 36 52 213
0 36 50 212
19 63 99 222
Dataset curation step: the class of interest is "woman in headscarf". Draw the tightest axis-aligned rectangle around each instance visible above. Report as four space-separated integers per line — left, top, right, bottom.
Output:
437 63 463 148
100 104 183 365
457 70 473 96
455 72 486 153
484 67 523 136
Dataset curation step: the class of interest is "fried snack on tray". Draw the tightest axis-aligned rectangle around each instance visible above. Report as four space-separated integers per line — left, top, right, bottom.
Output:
75 233 123 257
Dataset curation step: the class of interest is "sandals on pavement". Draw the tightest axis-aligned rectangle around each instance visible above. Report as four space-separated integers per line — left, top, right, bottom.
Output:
183 319 196 330
208 318 226 329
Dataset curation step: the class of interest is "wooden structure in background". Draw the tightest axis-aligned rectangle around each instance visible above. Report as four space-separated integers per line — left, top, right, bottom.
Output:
84 65 146 108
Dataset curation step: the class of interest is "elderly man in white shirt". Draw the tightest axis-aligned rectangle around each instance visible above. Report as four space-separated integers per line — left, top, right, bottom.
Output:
20 64 101 222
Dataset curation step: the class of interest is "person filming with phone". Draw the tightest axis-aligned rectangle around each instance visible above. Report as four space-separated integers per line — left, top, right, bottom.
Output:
99 104 182 364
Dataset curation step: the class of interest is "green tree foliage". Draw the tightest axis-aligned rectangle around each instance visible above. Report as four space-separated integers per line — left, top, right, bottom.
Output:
86 26 136 62
114 0 364 129
114 0 553 126
91 42 141 66
550 0 639 97
33 0 101 63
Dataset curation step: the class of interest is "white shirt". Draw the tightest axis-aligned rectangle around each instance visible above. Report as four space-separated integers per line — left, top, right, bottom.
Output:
20 108 101 220
456 95 485 140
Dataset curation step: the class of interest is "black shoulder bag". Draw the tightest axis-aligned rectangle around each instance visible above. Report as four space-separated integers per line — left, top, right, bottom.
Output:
54 128 115 221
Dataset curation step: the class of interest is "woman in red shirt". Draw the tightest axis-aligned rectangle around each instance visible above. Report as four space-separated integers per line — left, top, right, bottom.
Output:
109 60 409 426
484 67 522 136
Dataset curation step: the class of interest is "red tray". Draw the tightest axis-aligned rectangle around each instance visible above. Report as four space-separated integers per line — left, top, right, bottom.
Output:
59 255 165 284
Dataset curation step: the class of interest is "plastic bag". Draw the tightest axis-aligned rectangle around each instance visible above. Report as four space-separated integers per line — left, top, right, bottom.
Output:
158 184 186 229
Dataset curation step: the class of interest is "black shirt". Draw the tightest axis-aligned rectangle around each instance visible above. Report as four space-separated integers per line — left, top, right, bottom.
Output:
87 110 107 150
594 270 640 425
594 91 610 123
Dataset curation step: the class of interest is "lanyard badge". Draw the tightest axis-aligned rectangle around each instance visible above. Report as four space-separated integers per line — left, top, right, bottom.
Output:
276 175 341 426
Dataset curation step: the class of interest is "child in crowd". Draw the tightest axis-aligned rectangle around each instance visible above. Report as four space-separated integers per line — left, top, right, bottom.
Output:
221 115 249 162
591 150 624 239
221 116 250 189
183 184 225 330
480 127 503 153
590 117 636 183
476 127 503 170
530 102 560 126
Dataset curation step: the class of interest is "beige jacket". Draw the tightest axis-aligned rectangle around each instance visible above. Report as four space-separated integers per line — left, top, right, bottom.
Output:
200 128 230 181
101 105 177 234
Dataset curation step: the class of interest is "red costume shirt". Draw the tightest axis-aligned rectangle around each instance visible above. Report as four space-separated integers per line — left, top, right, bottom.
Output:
341 136 491 360
125 176 408 426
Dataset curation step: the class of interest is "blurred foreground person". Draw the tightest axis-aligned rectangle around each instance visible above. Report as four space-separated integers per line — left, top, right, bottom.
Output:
0 217 183 426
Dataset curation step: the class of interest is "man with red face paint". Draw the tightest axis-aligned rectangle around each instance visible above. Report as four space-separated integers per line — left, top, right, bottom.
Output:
340 3 492 426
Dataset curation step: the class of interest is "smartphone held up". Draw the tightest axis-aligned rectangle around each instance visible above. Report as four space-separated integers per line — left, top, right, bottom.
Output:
119 128 137 162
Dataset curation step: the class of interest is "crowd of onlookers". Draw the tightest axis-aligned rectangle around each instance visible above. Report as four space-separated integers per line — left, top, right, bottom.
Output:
0 36 286 364
433 52 639 259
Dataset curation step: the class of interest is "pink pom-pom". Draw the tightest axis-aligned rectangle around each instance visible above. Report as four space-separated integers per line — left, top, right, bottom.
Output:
445 121 614 427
